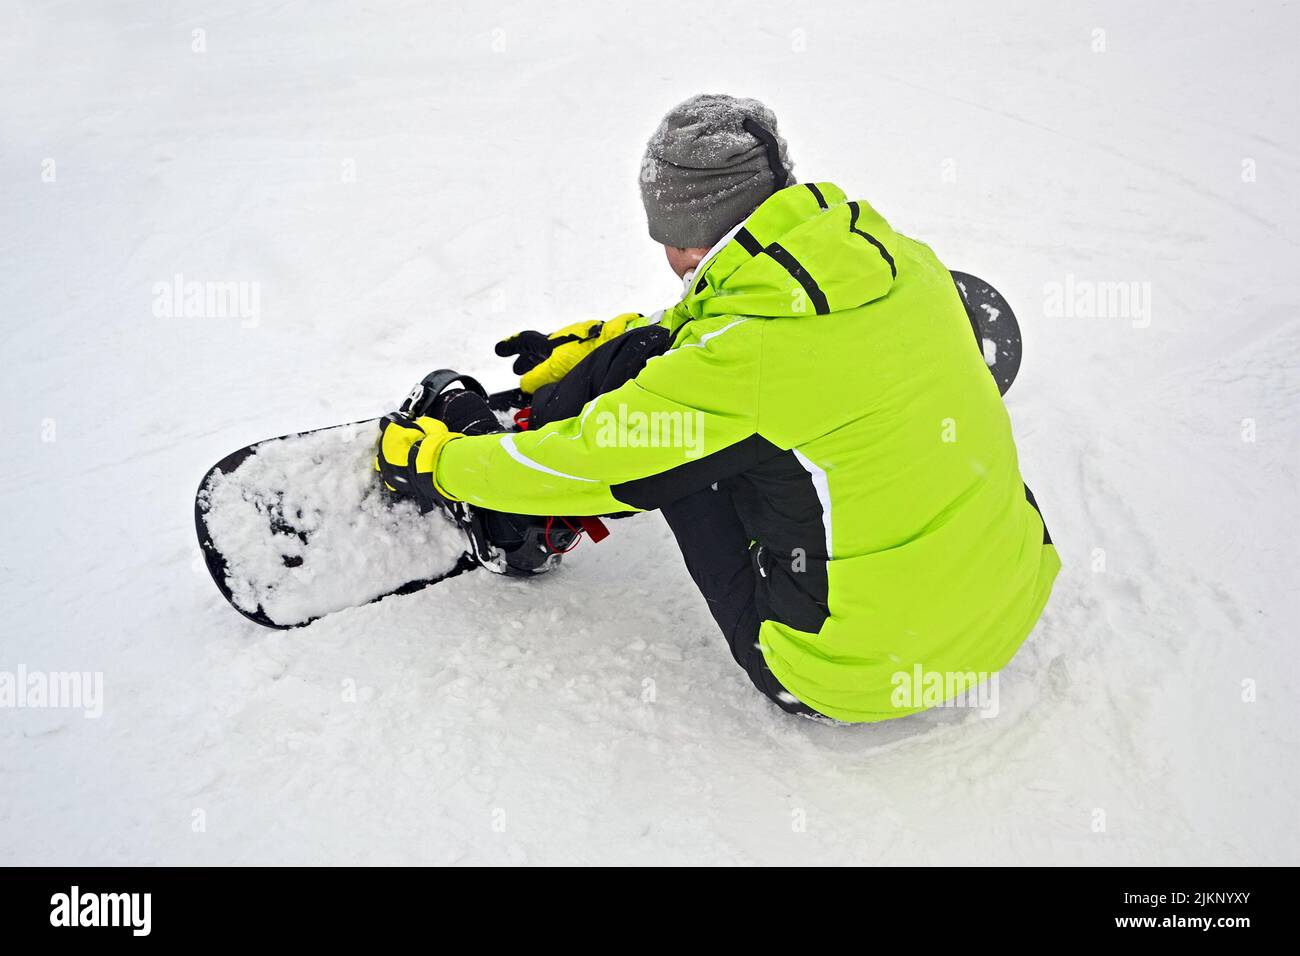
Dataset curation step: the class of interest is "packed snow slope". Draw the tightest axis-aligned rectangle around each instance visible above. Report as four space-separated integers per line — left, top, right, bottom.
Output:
1 0 1296 864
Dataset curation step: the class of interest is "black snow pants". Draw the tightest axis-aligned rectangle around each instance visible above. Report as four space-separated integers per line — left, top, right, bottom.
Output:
528 327 822 719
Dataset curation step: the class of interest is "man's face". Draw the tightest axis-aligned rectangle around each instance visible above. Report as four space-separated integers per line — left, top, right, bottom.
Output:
664 244 710 280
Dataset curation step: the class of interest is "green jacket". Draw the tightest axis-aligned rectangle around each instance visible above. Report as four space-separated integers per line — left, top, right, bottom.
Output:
438 182 1060 721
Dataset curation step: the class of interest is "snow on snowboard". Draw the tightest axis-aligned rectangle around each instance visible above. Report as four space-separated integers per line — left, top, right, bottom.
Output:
196 272 1022 628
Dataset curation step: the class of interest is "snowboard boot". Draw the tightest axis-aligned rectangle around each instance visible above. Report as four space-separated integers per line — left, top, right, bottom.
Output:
400 370 580 576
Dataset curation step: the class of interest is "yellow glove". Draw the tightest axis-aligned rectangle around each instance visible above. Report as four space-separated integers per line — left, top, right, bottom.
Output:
374 414 462 506
494 313 640 394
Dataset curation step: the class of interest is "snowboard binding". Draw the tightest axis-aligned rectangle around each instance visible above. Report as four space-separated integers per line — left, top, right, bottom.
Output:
396 369 581 577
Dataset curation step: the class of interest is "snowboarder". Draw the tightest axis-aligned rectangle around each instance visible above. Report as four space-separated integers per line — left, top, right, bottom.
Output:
374 94 1061 722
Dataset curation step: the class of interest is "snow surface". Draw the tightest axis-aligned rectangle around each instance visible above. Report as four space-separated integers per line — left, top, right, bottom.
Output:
1 0 1297 865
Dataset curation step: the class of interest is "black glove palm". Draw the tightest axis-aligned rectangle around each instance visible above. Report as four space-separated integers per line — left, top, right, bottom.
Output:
494 330 558 377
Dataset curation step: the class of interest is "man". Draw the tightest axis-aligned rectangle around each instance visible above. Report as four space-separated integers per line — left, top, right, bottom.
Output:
376 93 1060 722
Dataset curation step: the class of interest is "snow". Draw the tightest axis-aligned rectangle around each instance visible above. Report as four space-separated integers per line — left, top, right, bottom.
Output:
1 0 1296 864
199 420 465 624
982 337 998 366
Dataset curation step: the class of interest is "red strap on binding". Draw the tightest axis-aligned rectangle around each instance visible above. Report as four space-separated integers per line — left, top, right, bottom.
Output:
542 516 610 554
544 516 583 554
513 407 531 430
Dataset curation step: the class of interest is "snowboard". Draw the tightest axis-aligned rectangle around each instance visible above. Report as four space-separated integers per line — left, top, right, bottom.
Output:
196 273 1021 629
952 271 1022 395
195 383 536 629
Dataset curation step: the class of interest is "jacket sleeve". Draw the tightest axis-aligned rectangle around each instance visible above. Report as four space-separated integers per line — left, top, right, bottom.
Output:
435 317 773 515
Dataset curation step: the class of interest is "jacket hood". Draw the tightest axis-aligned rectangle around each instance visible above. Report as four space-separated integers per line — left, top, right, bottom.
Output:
682 182 899 322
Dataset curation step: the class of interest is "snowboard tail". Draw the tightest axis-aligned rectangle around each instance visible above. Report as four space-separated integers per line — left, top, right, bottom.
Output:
952 271 1022 395
195 389 531 630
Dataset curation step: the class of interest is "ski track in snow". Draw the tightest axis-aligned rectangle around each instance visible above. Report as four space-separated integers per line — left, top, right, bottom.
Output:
1 0 1296 864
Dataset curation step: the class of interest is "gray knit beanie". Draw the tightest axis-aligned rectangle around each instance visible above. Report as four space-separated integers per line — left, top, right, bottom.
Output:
639 93 795 249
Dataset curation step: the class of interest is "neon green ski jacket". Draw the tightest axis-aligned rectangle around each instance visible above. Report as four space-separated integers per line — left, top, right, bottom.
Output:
437 182 1060 721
